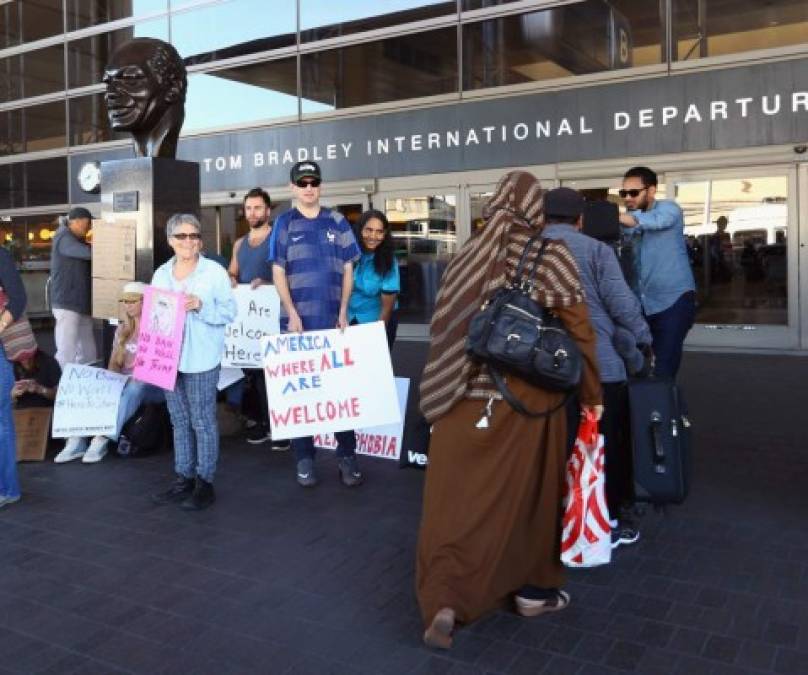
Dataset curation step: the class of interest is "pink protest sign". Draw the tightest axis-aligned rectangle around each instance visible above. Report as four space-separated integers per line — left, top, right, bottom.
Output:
132 286 186 390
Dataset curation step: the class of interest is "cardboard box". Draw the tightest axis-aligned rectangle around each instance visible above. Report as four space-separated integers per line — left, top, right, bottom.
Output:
14 407 52 462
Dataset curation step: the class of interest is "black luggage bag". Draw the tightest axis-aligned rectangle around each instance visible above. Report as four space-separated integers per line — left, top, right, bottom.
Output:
627 378 692 504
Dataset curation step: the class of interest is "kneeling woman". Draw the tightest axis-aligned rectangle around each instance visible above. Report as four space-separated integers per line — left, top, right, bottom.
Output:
54 282 164 463
151 214 236 510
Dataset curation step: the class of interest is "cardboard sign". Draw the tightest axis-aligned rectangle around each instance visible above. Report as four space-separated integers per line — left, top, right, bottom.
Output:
14 407 52 461
133 286 186 390
92 277 129 321
52 364 128 438
222 285 281 368
263 322 400 440
314 377 409 461
91 219 136 279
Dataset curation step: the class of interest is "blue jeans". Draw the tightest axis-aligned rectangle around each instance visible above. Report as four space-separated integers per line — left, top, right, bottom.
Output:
108 380 164 441
165 366 220 483
0 346 21 499
293 430 356 463
646 291 696 379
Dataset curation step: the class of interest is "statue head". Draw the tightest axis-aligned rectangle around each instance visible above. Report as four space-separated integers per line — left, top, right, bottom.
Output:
103 38 187 159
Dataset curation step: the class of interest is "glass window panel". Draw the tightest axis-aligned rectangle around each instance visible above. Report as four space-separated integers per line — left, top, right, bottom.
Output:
66 19 170 90
0 102 66 156
66 0 168 31
0 158 68 210
674 0 808 61
675 176 788 326
184 58 299 132
301 28 457 112
0 46 65 103
301 1 456 43
175 0 296 65
69 93 129 146
463 0 661 91
383 194 456 324
462 0 523 10
0 0 63 50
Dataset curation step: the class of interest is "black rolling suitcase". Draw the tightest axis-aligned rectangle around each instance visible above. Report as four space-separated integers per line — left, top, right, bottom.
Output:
627 378 692 504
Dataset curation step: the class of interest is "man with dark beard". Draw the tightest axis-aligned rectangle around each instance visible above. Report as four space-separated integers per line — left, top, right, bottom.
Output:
228 188 288 449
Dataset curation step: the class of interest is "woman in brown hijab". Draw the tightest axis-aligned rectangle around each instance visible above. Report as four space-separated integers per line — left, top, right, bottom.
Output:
416 170 602 649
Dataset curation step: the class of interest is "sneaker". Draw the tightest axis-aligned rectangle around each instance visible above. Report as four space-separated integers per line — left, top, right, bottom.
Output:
611 525 641 549
514 589 571 617
0 494 21 509
269 436 290 452
54 437 88 463
82 436 109 463
180 478 216 511
296 458 318 488
337 455 364 487
246 426 271 445
152 475 195 505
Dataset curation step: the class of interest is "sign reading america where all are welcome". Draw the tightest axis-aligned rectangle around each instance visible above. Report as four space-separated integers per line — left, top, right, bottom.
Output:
71 57 808 200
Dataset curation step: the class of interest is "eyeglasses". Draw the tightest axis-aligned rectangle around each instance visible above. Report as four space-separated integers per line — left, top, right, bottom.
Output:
295 178 321 188
618 188 647 199
171 232 202 241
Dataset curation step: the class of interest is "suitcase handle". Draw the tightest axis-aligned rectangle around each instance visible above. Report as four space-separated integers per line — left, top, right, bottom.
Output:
650 411 666 474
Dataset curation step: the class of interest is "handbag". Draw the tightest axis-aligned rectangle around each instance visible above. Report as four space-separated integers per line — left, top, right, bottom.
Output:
466 234 582 417
0 287 37 362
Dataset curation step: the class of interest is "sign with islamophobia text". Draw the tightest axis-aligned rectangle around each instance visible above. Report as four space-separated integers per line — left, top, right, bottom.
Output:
133 286 186 390
314 377 409 461
52 364 128 438
263 322 400 440
222 284 281 368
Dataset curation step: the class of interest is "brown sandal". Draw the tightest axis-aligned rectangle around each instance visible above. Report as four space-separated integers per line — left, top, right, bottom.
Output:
423 607 455 649
514 589 571 617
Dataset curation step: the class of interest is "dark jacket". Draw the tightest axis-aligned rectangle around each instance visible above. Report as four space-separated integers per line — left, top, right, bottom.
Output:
0 247 26 321
50 224 91 315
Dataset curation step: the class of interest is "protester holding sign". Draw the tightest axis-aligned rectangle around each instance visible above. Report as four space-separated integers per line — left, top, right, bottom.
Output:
416 171 602 649
227 187 288 450
348 209 400 348
0 247 26 508
53 282 164 464
269 161 363 488
151 214 237 510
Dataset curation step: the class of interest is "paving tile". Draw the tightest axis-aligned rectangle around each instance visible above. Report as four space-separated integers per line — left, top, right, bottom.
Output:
603 641 645 671
701 635 741 664
737 640 776 672
773 648 808 675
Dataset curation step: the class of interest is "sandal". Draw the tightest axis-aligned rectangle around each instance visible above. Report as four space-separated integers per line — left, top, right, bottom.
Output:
514 589 571 617
423 607 455 649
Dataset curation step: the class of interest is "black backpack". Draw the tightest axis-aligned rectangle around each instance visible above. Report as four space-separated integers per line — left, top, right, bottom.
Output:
117 402 170 457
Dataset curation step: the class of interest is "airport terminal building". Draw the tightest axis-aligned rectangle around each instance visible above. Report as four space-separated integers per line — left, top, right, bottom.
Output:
2 0 808 350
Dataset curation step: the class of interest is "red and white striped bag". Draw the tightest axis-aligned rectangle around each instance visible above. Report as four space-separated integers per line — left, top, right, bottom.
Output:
561 411 612 568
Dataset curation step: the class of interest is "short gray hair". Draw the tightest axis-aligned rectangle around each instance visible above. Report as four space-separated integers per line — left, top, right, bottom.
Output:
166 213 201 243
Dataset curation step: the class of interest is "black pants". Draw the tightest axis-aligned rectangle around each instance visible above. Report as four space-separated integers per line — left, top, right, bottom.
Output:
244 368 270 431
646 291 696 379
566 381 633 517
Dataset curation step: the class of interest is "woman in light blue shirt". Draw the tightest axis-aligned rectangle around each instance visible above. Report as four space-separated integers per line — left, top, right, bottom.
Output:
348 209 400 348
150 214 236 511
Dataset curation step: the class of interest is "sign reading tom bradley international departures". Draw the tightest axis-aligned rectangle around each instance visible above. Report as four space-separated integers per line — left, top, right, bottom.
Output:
71 58 808 198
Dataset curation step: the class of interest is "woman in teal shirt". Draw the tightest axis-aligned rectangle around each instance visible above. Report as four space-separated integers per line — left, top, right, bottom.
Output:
349 210 400 348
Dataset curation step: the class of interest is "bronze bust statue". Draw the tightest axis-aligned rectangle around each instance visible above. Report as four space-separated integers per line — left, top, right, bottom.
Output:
103 38 187 159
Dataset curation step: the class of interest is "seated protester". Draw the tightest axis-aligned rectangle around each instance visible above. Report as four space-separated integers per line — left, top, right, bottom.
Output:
348 209 400 348
12 348 60 408
54 282 164 464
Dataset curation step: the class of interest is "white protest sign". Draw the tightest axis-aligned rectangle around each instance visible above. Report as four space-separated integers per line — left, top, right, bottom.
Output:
52 364 129 438
217 367 245 391
223 285 281 368
263 321 400 440
314 377 409 461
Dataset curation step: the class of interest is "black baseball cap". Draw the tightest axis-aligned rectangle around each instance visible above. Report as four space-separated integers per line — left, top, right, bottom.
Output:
290 161 321 183
544 187 585 219
67 207 93 221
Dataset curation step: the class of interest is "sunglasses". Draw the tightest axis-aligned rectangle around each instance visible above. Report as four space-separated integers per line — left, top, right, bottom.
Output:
120 299 141 305
172 232 202 241
618 188 647 199
295 178 321 188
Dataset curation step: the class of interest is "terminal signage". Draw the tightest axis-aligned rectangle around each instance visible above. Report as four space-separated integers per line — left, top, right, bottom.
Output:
70 57 808 199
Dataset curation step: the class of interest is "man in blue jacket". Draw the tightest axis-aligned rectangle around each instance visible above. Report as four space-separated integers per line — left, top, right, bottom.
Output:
543 187 652 548
619 166 696 378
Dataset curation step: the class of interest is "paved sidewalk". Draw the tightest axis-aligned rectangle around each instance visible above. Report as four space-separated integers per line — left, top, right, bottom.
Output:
0 347 806 674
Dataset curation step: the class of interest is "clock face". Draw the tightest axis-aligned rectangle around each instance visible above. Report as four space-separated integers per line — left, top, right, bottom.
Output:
78 161 101 194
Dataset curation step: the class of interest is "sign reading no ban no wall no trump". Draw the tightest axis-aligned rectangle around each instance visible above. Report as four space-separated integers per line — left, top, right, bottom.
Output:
262 322 400 441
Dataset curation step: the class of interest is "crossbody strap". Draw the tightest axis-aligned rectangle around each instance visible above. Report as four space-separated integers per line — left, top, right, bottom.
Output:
489 367 573 418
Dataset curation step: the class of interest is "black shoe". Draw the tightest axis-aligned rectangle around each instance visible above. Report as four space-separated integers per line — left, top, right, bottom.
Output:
296 458 318 488
246 426 272 445
337 455 364 487
181 477 216 511
152 476 195 505
270 436 291 452
611 524 640 549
